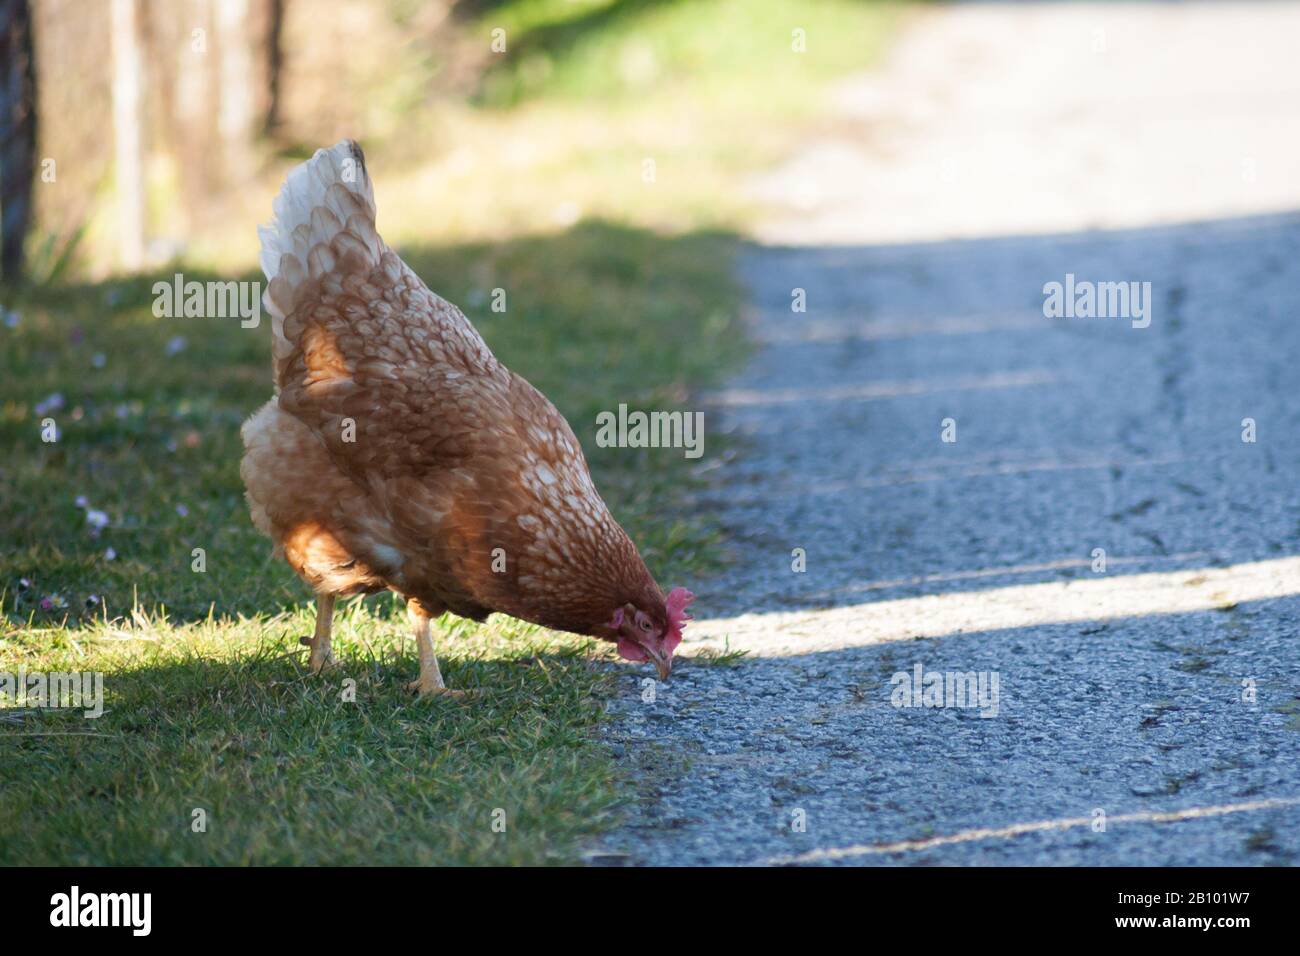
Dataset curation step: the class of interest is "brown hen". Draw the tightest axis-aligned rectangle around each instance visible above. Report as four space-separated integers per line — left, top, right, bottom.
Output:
240 141 692 695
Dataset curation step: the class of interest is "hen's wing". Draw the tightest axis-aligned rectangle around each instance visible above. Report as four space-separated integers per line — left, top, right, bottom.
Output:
259 142 636 623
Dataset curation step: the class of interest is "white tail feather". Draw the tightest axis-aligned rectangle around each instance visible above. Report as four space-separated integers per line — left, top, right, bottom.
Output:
258 140 376 283
258 141 382 379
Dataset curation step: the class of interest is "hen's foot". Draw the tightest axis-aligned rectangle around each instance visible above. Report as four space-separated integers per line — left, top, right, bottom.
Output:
299 635 336 674
406 602 470 698
407 678 471 699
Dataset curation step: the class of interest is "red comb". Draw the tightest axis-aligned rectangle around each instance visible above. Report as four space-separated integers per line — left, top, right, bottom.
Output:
663 587 695 653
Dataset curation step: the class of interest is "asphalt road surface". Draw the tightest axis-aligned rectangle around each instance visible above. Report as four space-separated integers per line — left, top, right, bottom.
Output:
599 1 1300 865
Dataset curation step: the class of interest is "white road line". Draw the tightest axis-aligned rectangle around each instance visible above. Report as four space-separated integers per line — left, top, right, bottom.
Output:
685 555 1300 658
707 370 1057 408
766 796 1300 865
807 551 1212 600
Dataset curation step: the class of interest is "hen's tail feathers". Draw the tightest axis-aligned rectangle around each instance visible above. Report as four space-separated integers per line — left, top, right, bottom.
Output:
258 140 382 382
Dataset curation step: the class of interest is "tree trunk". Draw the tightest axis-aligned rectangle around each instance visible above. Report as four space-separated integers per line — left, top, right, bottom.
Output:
263 0 285 139
215 0 254 180
0 0 37 283
110 0 145 271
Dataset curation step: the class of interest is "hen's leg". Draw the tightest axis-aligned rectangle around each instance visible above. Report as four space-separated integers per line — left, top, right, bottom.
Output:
300 593 336 673
406 601 466 698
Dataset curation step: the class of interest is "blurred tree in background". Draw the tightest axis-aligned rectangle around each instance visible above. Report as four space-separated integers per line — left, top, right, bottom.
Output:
0 0 38 281
8 0 492 277
1 0 897 279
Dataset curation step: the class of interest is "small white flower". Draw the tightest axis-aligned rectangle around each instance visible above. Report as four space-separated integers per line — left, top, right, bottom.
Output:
92 353 107 368
165 335 187 356
175 503 189 518
105 547 117 561
75 495 88 509
85 509 110 530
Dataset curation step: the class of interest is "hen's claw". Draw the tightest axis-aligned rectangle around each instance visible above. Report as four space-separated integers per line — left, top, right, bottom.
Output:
407 679 471 699
300 634 336 674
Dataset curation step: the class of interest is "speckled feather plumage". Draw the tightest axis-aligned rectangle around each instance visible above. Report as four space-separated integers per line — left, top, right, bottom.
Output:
241 141 662 636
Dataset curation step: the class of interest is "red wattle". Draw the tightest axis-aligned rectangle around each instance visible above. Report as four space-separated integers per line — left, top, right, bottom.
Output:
617 637 648 662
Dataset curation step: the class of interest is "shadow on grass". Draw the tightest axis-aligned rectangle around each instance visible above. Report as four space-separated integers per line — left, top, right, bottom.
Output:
0 219 744 627
0 634 624 865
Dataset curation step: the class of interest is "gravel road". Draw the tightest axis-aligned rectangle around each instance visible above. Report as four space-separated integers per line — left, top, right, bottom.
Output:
599 1 1300 865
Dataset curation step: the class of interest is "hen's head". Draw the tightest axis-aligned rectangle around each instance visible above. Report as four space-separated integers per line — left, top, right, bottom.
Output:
606 586 695 680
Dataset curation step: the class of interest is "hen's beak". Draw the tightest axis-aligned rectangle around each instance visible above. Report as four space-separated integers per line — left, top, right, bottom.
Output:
646 647 672 681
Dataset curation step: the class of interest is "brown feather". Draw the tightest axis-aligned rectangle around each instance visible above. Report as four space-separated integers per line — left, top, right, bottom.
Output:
242 141 662 639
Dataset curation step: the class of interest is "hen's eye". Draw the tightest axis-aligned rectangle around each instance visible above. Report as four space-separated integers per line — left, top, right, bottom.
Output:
639 618 652 631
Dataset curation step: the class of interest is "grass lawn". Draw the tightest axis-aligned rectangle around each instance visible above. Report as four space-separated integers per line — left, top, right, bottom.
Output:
1 224 739 865
1 0 904 864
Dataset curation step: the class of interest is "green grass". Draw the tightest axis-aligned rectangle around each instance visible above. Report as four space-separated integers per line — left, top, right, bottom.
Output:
0 222 742 865
474 0 903 113
2 606 616 865
0 223 738 622
2 0 907 864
